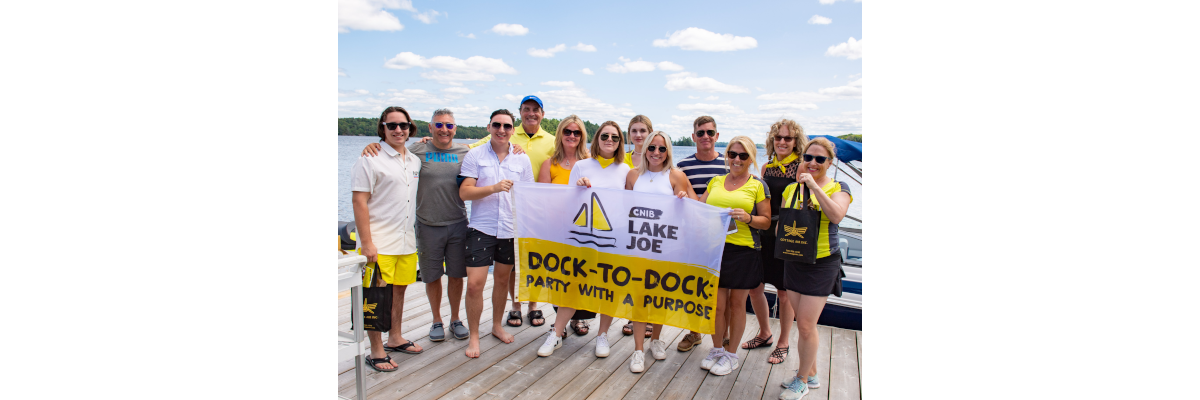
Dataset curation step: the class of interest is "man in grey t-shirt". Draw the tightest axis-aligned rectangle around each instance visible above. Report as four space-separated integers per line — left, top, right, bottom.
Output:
363 108 471 342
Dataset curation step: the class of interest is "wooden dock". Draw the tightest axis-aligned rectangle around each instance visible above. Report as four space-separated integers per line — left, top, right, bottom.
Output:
338 274 861 400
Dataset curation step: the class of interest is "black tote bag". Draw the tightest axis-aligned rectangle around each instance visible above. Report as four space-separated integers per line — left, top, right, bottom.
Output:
774 184 822 264
360 263 393 332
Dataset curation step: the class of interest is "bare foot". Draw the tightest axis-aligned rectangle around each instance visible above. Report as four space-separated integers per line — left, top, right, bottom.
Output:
491 326 515 343
465 338 481 358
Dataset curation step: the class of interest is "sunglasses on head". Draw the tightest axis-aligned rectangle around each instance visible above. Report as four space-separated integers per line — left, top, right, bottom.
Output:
599 133 621 142
802 154 829 164
433 122 455 129
694 129 716 137
490 122 514 131
382 122 413 131
562 129 583 137
727 151 750 161
774 136 794 142
645 145 667 153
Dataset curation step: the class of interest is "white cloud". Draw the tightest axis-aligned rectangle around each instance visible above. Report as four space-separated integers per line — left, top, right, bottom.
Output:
759 103 819 111
651 27 757 52
826 37 862 60
581 68 594 75
442 87 474 94
541 81 575 87
606 57 683 73
664 72 749 93
705 96 719 101
384 52 517 84
414 9 443 24
808 15 832 25
338 67 348 77
818 78 862 98
337 89 370 98
491 23 528 36
657 61 685 71
849 72 861 79
532 84 636 123
499 94 521 102
688 96 701 99
678 103 745 115
572 42 597 52
528 44 567 58
756 78 861 103
459 33 476 39
338 0 413 33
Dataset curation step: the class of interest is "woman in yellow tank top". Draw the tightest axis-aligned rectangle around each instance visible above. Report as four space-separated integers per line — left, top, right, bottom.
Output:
536 114 592 334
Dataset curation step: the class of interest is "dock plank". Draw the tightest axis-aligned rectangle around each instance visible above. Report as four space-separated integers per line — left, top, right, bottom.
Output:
621 324 701 400
692 314 762 400
856 330 861 395
509 320 629 400
546 319 652 400
729 315 777 400
583 324 687 400
475 317 602 400
656 328 717 400
828 328 860 400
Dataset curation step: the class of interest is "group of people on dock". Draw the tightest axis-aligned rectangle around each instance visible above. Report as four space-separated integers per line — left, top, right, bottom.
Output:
349 95 853 399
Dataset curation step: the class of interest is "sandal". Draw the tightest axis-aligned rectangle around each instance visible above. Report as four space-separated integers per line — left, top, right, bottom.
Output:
645 324 654 338
767 346 790 364
741 334 773 349
384 341 423 354
506 310 523 327
622 322 634 336
365 355 397 372
528 310 545 327
570 319 589 336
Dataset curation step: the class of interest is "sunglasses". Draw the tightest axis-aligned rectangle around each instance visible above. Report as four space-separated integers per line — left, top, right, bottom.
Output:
562 129 583 137
599 133 621 142
491 122 514 131
694 129 717 137
382 122 413 131
433 122 456 129
645 145 667 153
802 154 829 164
727 151 750 161
774 136 795 142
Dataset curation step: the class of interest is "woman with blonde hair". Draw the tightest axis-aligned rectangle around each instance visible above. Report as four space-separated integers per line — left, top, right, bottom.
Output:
536 115 594 335
776 137 853 399
538 121 631 359
698 135 771 376
622 131 696 372
623 115 653 169
743 119 809 366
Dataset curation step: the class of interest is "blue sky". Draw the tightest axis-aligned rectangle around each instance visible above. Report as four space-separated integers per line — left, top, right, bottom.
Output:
338 0 862 144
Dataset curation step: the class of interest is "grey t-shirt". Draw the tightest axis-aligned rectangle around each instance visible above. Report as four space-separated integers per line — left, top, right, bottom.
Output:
408 142 470 226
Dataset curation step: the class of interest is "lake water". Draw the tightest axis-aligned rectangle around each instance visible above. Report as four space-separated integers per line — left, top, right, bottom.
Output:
338 136 861 225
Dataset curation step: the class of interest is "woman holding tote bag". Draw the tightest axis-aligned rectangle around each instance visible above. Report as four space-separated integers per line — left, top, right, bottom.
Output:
775 137 853 400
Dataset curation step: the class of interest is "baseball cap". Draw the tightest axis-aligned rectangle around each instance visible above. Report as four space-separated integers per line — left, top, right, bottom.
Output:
520 95 543 109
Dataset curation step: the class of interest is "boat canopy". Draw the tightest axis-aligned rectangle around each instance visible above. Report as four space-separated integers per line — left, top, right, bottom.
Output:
806 135 862 162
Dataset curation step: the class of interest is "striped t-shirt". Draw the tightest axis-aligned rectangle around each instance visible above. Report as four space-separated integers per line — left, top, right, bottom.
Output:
676 153 729 195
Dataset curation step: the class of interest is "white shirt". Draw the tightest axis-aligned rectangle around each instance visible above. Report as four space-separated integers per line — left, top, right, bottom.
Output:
350 143 421 255
568 158 631 190
460 142 534 239
633 168 674 195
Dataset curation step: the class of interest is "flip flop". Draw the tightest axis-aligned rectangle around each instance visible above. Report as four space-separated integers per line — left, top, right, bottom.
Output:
506 310 523 327
365 355 397 372
384 341 423 354
622 322 634 336
528 310 545 327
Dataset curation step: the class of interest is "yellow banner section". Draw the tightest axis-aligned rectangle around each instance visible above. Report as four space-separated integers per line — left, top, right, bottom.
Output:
517 238 719 334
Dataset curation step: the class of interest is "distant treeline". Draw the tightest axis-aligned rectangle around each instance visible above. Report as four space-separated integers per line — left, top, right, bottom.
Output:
837 134 862 143
338 117 605 140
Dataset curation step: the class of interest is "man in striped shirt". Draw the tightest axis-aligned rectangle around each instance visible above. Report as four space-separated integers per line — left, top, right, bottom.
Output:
674 115 731 352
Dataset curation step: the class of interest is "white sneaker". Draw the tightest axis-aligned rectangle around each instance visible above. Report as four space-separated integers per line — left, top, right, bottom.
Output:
700 348 724 370
595 335 610 358
649 339 668 360
537 332 562 357
709 352 739 376
779 376 809 400
629 350 645 373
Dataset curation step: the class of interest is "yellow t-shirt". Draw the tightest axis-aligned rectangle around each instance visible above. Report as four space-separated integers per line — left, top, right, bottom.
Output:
623 152 635 168
469 125 556 178
780 181 853 259
549 161 571 185
705 175 769 249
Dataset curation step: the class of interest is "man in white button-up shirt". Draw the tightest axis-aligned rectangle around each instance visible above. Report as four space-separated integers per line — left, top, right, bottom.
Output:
458 109 534 358
351 106 424 371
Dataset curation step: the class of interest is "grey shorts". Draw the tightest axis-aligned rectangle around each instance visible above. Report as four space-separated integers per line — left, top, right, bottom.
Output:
416 220 469 282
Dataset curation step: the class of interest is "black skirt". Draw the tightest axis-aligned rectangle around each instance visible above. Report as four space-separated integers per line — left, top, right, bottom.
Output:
551 305 595 320
718 243 763 289
759 231 786 290
783 250 844 297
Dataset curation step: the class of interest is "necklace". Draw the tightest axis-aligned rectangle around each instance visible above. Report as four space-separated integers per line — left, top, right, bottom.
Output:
648 168 665 182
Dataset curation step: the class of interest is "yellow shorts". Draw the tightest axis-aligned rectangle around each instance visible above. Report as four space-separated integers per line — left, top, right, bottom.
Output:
361 251 418 286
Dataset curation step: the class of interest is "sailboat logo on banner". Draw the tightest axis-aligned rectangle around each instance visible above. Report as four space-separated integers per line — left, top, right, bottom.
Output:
568 192 618 248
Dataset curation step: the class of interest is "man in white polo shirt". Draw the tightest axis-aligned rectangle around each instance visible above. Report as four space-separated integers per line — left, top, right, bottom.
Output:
457 109 534 358
351 106 423 372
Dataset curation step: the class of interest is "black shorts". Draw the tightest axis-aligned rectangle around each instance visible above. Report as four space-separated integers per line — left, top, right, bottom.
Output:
466 228 515 267
783 250 844 297
759 232 786 291
718 243 763 289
